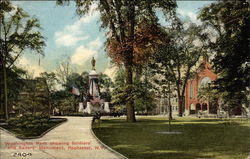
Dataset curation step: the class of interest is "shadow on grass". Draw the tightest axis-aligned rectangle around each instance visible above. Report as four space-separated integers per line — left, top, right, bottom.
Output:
93 118 250 159
138 151 215 159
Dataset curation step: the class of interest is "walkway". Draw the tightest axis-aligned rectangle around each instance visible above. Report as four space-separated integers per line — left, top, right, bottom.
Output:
0 117 124 159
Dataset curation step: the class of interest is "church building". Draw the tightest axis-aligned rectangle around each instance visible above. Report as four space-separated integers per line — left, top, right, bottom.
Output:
184 59 217 115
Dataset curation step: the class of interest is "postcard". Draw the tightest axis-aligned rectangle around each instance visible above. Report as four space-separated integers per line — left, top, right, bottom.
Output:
1 1 249 159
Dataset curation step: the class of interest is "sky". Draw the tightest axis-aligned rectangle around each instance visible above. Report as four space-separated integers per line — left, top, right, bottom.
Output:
12 1 213 78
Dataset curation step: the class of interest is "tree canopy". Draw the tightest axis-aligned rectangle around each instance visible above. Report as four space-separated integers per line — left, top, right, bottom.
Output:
198 0 250 110
150 21 208 116
57 0 177 122
0 0 45 120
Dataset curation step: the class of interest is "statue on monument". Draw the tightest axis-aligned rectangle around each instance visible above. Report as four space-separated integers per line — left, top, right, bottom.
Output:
91 57 96 70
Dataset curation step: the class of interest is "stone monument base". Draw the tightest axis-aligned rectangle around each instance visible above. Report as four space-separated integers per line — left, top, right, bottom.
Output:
83 102 110 114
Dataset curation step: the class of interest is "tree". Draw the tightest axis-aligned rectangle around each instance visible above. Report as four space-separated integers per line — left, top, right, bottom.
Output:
65 72 88 92
64 72 89 107
197 83 223 116
51 90 78 115
198 1 250 113
98 73 113 102
55 55 73 87
40 72 59 93
0 1 45 120
0 67 26 118
133 81 157 114
150 22 208 116
111 68 127 111
133 64 157 114
153 78 175 118
15 78 50 116
98 73 113 90
111 67 156 114
40 72 59 116
57 0 177 122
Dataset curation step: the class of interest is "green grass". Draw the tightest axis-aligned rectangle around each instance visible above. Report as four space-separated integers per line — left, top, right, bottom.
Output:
93 117 250 159
1 118 67 138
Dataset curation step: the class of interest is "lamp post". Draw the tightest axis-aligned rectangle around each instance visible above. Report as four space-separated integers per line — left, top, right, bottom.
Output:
168 81 172 132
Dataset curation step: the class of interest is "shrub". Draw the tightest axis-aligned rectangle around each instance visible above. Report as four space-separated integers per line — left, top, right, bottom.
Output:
7 113 50 129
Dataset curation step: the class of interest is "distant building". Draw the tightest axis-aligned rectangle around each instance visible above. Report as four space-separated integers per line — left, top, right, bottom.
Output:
184 60 217 115
171 97 179 116
153 89 179 116
154 97 167 115
154 59 245 117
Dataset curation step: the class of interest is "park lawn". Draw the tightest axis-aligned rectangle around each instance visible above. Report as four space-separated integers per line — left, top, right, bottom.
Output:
92 117 250 159
0 118 67 138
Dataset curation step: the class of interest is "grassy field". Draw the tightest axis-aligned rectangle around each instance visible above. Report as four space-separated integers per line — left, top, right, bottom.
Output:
1 118 67 138
93 116 250 159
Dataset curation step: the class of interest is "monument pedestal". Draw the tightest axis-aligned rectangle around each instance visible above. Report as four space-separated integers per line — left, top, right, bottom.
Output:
104 102 110 113
78 103 84 112
84 102 91 114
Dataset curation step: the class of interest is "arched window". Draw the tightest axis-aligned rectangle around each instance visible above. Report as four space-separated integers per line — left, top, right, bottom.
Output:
190 104 195 110
200 77 211 88
190 82 193 99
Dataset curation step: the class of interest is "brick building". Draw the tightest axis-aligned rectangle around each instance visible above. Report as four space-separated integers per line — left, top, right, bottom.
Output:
184 60 217 115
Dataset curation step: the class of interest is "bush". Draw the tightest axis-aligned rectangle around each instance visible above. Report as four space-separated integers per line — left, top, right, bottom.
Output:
26 124 36 129
7 113 49 128
55 112 90 116
7 118 19 126
2 115 66 138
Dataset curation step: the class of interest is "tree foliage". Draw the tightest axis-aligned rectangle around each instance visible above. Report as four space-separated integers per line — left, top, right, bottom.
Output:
0 67 26 118
111 67 156 113
64 72 88 93
55 56 73 87
107 20 169 65
198 1 250 110
51 90 79 115
15 78 50 116
150 21 208 116
0 0 45 120
98 73 113 102
1 1 45 68
40 72 58 93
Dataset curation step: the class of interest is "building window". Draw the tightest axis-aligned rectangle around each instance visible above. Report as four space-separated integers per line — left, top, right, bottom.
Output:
200 77 211 88
190 83 193 99
190 104 195 110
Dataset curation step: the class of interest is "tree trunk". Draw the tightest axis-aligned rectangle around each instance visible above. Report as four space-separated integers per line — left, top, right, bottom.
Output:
176 84 183 117
125 0 136 122
125 62 136 122
178 98 183 117
0 56 4 119
3 59 8 120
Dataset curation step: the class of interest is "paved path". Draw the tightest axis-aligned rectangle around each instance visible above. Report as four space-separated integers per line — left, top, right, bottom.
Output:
0 117 124 159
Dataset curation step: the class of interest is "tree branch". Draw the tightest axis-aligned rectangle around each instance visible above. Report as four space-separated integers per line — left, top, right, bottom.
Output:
7 47 25 69
100 0 119 42
113 0 125 42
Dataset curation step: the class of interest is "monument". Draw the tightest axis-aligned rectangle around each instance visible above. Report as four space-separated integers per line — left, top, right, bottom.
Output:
83 57 110 116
